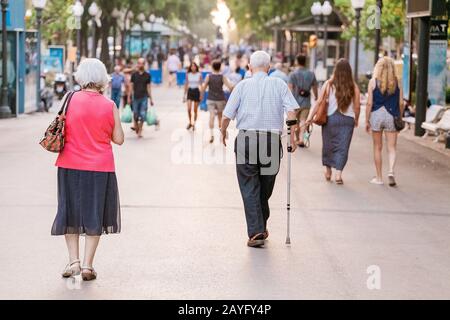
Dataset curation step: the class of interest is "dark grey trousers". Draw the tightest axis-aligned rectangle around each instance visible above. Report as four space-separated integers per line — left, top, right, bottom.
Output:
235 131 282 238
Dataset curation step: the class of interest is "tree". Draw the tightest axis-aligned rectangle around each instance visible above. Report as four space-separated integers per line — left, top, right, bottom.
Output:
227 0 316 39
334 0 406 52
28 0 216 70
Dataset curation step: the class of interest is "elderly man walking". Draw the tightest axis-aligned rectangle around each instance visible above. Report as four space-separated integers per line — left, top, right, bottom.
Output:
221 51 299 248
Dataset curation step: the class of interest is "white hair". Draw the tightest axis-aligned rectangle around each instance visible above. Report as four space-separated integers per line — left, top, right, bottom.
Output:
249 51 271 68
74 58 110 89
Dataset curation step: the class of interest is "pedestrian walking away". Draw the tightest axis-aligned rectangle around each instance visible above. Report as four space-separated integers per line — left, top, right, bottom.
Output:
288 54 318 148
221 51 299 248
110 65 125 108
122 59 134 110
306 58 361 185
167 49 181 87
183 62 203 131
227 66 243 86
50 58 124 281
202 60 234 144
129 58 154 138
269 63 289 83
366 56 404 187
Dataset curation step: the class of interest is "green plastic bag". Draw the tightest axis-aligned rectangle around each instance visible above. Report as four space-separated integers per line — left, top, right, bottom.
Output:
146 107 158 126
121 104 132 123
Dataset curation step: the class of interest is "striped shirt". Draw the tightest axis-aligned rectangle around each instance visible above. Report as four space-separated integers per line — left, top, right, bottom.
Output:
223 72 299 132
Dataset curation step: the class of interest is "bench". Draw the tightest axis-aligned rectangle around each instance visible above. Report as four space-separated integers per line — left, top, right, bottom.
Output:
403 105 444 129
421 109 450 142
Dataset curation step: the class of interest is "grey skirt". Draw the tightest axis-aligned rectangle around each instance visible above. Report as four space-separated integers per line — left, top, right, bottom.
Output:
322 111 355 171
51 168 121 236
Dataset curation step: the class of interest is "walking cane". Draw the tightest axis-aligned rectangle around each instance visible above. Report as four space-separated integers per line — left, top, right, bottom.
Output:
285 119 298 245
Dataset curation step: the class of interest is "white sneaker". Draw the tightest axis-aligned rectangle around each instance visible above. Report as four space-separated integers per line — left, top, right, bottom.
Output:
369 177 384 185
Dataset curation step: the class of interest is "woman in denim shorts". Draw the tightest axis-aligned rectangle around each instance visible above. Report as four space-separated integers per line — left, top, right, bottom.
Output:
366 57 404 187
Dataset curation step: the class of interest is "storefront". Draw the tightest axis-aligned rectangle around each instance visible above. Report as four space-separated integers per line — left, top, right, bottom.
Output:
0 0 29 116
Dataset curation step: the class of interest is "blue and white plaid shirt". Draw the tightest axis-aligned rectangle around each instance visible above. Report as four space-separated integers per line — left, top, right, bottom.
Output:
223 72 299 133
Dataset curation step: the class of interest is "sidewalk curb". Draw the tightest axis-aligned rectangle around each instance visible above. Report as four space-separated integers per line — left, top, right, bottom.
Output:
400 130 450 158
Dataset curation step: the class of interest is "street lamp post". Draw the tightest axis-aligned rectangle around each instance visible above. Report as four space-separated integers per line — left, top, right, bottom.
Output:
32 0 47 112
88 1 99 58
72 0 84 66
321 1 332 78
311 2 322 69
111 8 121 66
352 0 365 82
138 13 146 57
149 14 156 32
0 0 11 118
374 0 383 64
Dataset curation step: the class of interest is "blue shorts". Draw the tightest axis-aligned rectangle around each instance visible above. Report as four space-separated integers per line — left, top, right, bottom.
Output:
132 97 148 122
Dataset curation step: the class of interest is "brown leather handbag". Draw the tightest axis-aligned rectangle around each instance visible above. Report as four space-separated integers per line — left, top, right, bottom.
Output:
313 82 331 126
39 91 75 153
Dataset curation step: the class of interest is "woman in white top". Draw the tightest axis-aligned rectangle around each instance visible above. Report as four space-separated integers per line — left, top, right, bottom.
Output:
307 59 361 184
183 62 203 130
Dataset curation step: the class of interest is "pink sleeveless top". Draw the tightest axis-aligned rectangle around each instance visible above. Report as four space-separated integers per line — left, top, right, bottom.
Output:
56 91 116 172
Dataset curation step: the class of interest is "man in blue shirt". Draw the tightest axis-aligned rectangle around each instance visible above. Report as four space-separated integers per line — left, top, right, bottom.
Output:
221 51 299 248
110 66 125 108
269 63 289 83
288 54 318 147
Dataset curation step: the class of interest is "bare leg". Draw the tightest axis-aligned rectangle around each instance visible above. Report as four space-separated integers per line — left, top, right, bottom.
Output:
209 110 215 143
65 234 80 263
325 166 332 180
372 131 383 181
335 170 343 181
217 111 223 129
193 102 199 123
298 119 306 144
83 236 100 269
385 131 398 174
186 100 193 127
137 120 144 138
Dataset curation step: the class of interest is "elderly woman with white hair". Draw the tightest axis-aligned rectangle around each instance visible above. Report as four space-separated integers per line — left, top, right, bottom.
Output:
51 58 124 281
221 51 299 248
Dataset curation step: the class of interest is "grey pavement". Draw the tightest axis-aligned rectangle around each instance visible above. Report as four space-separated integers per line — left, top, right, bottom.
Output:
0 86 449 299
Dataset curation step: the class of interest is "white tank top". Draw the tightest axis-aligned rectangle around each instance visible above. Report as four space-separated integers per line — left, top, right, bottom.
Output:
327 86 355 118
187 72 201 89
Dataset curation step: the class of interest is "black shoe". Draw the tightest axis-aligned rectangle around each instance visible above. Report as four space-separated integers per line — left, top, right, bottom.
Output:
247 233 265 248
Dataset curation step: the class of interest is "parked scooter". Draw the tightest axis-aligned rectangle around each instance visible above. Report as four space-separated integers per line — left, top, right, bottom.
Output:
54 73 68 100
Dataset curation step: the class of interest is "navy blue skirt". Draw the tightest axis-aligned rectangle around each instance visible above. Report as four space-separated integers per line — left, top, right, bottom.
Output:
322 111 355 171
51 168 121 236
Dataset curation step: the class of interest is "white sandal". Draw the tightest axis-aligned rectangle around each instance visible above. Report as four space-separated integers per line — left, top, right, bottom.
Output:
369 177 384 185
62 259 81 278
81 266 97 281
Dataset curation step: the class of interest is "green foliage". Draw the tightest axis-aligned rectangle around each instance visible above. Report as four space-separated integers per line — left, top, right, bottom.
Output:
227 0 317 38
334 0 406 51
31 0 217 45
27 0 74 45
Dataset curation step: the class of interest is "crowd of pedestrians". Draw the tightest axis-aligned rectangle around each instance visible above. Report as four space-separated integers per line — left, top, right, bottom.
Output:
47 45 406 281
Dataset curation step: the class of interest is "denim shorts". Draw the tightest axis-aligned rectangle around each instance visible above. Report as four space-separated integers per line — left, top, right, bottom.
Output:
132 97 148 122
370 106 396 132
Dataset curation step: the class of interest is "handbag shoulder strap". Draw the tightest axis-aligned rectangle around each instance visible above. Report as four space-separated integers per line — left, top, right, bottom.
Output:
58 91 75 116
319 81 331 103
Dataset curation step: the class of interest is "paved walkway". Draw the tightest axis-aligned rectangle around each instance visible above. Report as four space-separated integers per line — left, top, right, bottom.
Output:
1 86 449 299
